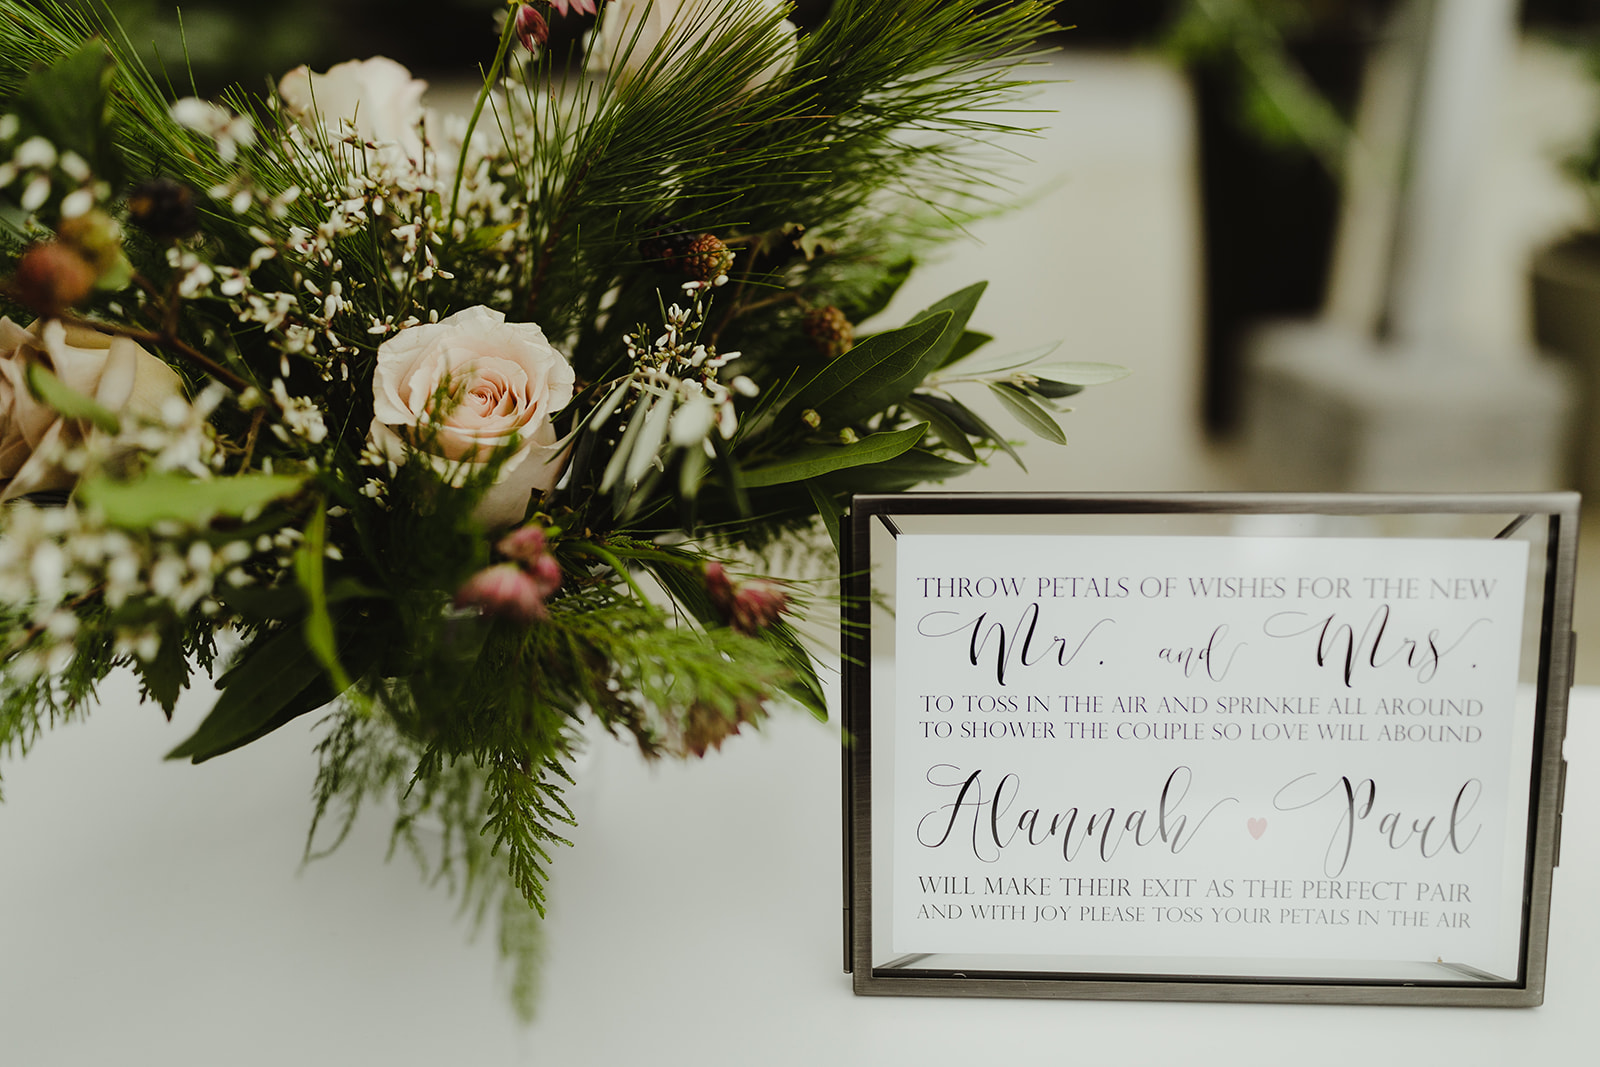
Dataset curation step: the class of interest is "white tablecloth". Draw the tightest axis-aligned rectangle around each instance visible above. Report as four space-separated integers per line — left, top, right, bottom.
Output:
1 671 1592 1065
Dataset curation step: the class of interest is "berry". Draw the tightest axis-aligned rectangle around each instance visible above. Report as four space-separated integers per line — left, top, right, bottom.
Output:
802 305 853 359
9 242 96 316
126 178 199 242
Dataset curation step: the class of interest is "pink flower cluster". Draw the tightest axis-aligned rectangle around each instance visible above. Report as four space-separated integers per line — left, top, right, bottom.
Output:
704 561 787 635
454 525 563 624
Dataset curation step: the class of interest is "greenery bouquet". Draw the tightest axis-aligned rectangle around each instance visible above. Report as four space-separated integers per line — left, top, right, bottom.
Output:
0 0 1119 1010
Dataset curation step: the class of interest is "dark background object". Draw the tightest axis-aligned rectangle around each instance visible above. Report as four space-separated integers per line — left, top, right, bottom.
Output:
1193 34 1367 434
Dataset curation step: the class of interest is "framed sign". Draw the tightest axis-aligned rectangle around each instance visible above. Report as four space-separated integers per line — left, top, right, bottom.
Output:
841 493 1577 1006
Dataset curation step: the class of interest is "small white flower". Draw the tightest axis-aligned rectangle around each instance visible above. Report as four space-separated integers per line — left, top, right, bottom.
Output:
58 152 90 182
170 98 255 163
19 174 50 212
13 136 56 169
45 643 75 674
29 541 66 606
59 187 94 218
670 392 716 447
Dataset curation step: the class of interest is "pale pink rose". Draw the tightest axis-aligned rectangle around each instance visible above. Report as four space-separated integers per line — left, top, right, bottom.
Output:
0 317 184 502
369 306 574 528
278 57 429 171
588 0 798 92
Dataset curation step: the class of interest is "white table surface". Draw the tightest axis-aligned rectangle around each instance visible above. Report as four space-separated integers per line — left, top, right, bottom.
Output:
1 670 1593 1066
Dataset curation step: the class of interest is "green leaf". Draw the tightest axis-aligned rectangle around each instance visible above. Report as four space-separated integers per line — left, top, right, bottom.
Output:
166 621 332 763
806 481 843 555
78 472 306 528
601 390 655 494
24 361 120 433
710 434 750 517
988 381 1066 445
1022 361 1129 386
678 441 709 500
9 41 119 188
838 256 914 323
817 448 974 493
764 621 828 721
1022 378 1084 399
134 619 188 720
294 504 352 693
0 201 31 241
780 311 951 428
940 340 1060 377
901 395 978 462
214 582 305 623
942 329 995 368
912 391 1024 470
741 423 929 488
908 282 987 375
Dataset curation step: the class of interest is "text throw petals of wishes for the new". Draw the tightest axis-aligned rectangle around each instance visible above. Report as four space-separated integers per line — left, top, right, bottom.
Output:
889 534 1533 975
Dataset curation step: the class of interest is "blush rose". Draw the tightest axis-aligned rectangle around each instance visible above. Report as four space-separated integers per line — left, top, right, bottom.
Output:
368 306 575 528
0 317 185 501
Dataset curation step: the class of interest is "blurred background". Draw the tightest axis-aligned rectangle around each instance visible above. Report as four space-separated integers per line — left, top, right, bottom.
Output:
92 0 1600 675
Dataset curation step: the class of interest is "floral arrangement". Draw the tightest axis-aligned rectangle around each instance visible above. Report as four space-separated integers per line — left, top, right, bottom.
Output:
0 0 1118 1011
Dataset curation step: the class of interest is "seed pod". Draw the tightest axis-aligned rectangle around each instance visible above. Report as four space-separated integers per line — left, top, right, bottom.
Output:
678 233 734 282
126 178 199 242
802 305 854 359
9 242 96 316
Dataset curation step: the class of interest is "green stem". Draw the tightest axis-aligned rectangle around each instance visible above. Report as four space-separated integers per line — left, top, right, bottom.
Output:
569 540 652 604
447 8 521 237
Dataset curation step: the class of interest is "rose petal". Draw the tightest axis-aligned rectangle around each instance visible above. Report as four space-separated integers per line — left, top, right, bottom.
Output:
0 316 185 501
279 57 429 165
473 432 571 529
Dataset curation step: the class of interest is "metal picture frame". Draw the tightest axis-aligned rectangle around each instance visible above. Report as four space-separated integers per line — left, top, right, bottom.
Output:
842 493 1577 1006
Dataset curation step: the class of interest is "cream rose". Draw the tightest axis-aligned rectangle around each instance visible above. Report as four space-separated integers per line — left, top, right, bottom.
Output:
588 0 799 92
369 306 575 528
0 317 185 502
278 57 430 173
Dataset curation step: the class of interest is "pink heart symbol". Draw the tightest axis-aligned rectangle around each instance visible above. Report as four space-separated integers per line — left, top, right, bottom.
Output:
1247 817 1268 840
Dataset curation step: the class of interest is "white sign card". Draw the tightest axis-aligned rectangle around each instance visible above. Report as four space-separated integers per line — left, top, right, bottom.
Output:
893 533 1529 972
845 495 1575 1006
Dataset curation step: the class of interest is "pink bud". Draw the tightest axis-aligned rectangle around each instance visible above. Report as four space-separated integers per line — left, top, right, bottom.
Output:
705 561 788 635
705 560 736 608
528 553 562 599
455 564 547 623
551 0 599 16
496 524 547 566
515 5 549 50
